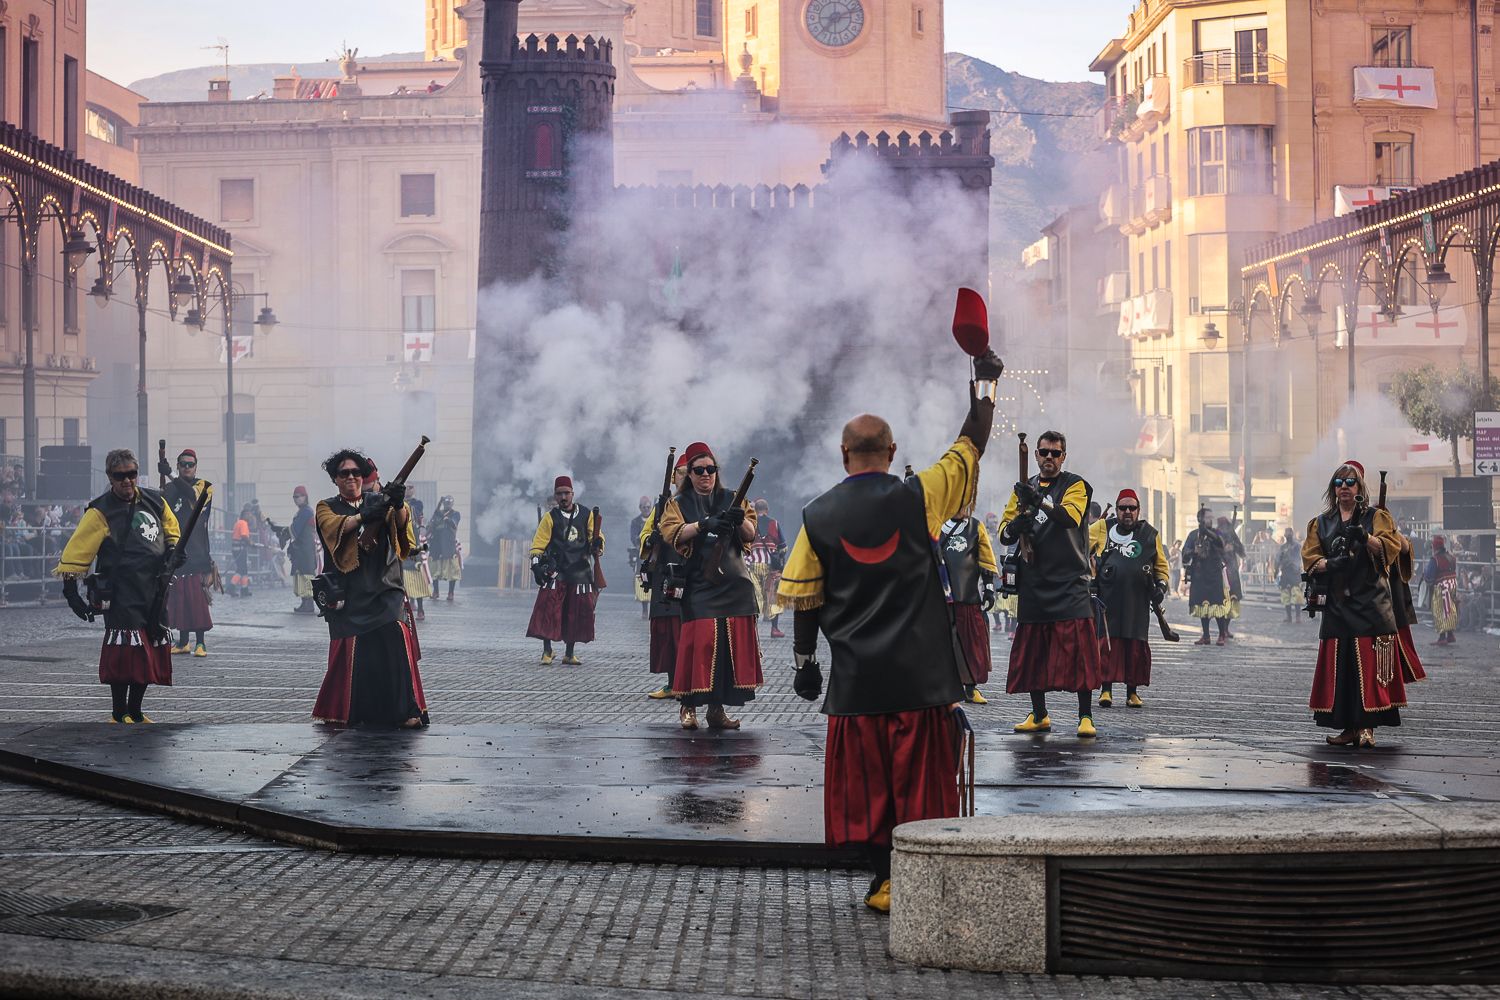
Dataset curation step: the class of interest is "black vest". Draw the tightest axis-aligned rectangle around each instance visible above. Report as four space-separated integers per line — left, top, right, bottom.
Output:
87 487 169 630
643 520 685 621
320 495 406 640
545 507 595 586
801 472 964 716
1315 508 1397 640
940 516 984 605
1015 472 1094 623
428 509 460 560
1096 518 1159 642
162 478 212 575
675 489 757 621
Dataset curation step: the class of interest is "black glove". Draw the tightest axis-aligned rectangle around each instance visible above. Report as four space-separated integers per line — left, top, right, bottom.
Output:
591 537 604 555
1152 579 1168 607
720 505 746 530
1015 481 1044 509
159 544 177 580
696 517 718 537
384 480 407 507
62 577 93 622
793 653 823 702
531 559 554 587
973 348 1004 382
157 456 172 480
1325 554 1353 575
1346 523 1368 549
980 585 998 613
361 492 392 524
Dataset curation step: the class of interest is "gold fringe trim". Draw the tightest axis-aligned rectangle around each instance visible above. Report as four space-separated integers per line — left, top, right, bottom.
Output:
781 594 824 612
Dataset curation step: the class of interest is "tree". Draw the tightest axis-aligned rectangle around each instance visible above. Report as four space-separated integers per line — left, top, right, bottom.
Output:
1390 363 1492 477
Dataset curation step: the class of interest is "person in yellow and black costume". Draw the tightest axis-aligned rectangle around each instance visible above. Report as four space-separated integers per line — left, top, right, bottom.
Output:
527 475 603 666
1089 488 1168 710
657 442 762 731
161 448 214 656
940 502 998 705
1000 430 1102 738
1183 507 1231 645
55 448 181 723
310 449 429 729
778 351 1001 914
640 454 688 701
1303 460 1422 749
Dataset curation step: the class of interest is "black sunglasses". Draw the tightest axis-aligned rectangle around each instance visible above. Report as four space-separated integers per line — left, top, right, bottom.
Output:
1116 505 1139 512
109 469 139 482
690 465 719 476
177 459 196 467
335 467 363 479
1036 448 1063 458
1331 477 1358 488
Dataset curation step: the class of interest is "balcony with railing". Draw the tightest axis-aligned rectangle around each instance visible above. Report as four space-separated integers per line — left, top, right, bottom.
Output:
1181 52 1283 129
1116 74 1170 142
1185 50 1285 87
1143 174 1172 225
1098 271 1129 315
1098 183 1127 228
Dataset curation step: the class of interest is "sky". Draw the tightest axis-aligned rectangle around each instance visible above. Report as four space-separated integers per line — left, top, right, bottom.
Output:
87 0 1136 89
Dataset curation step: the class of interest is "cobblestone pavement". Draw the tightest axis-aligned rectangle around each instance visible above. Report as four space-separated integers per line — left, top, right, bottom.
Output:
0 585 1496 998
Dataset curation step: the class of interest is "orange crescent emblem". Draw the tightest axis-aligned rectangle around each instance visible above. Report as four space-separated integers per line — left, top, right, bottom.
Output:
840 531 900 565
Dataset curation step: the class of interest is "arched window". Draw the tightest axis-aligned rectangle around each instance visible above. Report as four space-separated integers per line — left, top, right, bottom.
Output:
533 121 557 170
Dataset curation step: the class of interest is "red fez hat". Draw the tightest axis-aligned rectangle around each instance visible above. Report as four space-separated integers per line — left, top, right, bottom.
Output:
952 288 990 358
1433 535 1446 548
675 452 690 470
177 448 197 462
1117 488 1139 505
1342 459 1365 478
554 475 573 491
683 441 714 469
362 463 380 488
293 485 308 498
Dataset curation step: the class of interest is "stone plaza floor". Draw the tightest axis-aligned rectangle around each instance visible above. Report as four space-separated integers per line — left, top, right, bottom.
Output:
0 585 1496 998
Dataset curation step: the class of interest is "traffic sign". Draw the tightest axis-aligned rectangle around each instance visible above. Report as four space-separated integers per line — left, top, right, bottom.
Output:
1474 411 1500 476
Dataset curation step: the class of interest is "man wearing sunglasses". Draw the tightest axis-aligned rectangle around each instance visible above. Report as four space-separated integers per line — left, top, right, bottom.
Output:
1089 488 1168 709
999 430 1102 737
54 449 181 723
527 475 604 666
161 449 215 657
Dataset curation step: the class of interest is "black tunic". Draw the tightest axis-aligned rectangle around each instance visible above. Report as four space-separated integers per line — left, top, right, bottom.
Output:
940 516 986 606
161 478 212 574
87 488 170 632
1183 527 1227 609
428 509 460 561
1013 472 1094 624
1312 509 1397 642
319 495 407 641
674 489 758 622
1096 518 1160 643
288 505 317 575
543 507 595 587
801 472 965 716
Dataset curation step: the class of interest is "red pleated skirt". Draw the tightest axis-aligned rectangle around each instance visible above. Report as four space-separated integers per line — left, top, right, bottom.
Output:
953 603 991 685
98 629 173 686
166 573 213 632
670 616 762 696
1098 636 1151 687
1005 618 1103 694
1309 635 1412 714
824 706 959 848
526 583 596 644
649 616 681 675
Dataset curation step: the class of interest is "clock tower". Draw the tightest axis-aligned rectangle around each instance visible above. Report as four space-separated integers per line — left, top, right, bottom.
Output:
723 0 948 136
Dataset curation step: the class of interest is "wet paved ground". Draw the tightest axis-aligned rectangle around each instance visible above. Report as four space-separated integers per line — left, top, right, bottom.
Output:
0 585 1497 998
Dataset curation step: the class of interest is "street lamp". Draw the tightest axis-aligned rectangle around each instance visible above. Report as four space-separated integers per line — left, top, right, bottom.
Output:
1300 294 1324 337
62 232 94 273
1200 320 1222 349
1425 260 1454 310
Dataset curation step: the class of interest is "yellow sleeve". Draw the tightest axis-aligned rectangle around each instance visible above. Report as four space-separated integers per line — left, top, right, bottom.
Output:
590 510 604 556
394 504 416 560
161 499 181 547
639 510 656 546
977 519 998 573
53 508 110 576
915 436 980 539
1153 534 1169 582
660 498 690 556
1059 479 1089 528
1088 518 1107 558
1371 507 1400 571
317 501 362 574
776 525 824 611
530 512 553 557
998 490 1021 536
1301 517 1323 572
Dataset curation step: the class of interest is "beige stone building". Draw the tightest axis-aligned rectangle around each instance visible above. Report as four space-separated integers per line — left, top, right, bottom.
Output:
1092 0 1500 539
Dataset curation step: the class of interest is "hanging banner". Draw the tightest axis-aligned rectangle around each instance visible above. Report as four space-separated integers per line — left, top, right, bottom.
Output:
1352 66 1437 109
1333 185 1416 216
218 336 253 364
1333 303 1468 348
403 332 433 363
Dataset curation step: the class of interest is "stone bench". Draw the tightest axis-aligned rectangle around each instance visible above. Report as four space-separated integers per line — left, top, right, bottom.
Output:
890 802 1500 985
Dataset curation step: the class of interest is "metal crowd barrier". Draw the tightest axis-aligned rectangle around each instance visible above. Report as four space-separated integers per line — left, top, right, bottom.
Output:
0 522 70 605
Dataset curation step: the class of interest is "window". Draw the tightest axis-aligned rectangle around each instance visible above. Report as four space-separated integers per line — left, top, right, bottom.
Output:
1164 239 1173 290
1165 363 1174 415
219 179 254 223
913 5 924 35
0 28 8 125
696 0 717 37
1192 353 1230 433
747 4 759 37
1188 126 1274 195
63 56 78 153
1138 251 1146 292
1151 246 1160 290
1374 133 1415 186
401 270 436 333
224 393 254 444
1193 14 1268 84
1188 232 1229 313
1372 26 1413 68
21 38 37 135
400 173 436 218
62 418 79 447
232 274 257 330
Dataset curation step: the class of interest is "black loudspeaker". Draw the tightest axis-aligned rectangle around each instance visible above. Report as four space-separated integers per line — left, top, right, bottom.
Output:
37 444 92 501
1442 477 1494 530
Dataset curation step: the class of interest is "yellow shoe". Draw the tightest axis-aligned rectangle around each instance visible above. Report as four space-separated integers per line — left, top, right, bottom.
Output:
864 879 892 914
966 688 988 705
1098 689 1112 707
647 685 672 700
193 643 208 658
541 651 555 665
1013 712 1051 733
562 655 582 666
170 643 190 655
1077 716 1097 738
121 715 136 724
1127 692 1143 708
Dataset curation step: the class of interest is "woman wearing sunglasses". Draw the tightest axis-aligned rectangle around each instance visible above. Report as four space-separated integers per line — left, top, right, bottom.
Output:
656 441 762 730
53 449 181 723
1303 460 1422 748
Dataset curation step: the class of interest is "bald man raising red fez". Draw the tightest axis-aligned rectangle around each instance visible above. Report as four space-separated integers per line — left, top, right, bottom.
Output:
528 475 604 666
1088 488 1169 709
656 442 762 730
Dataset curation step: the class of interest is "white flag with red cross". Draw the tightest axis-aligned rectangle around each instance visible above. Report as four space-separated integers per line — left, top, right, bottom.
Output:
1353 67 1437 109
218 336 253 364
403 332 433 363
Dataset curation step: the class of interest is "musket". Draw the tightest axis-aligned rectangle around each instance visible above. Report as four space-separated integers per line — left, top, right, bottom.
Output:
1377 470 1389 510
1152 598 1180 642
537 503 544 525
157 439 169 489
147 485 211 643
704 458 758 579
1016 433 1034 564
591 506 606 590
359 435 430 552
639 447 676 573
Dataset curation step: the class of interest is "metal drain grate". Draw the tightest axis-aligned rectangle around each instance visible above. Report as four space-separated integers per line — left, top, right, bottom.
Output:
1051 849 1500 984
0 887 182 940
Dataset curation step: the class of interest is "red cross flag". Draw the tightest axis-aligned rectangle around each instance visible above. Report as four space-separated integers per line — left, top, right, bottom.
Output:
1353 67 1437 109
404 332 433 363
218 335 253 364
1333 184 1416 217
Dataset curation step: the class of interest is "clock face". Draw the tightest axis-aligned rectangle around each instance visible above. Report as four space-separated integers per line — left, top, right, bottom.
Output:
805 0 866 47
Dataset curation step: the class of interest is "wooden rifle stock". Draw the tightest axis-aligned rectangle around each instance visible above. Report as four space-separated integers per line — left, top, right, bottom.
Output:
591 506 606 589
705 458 758 579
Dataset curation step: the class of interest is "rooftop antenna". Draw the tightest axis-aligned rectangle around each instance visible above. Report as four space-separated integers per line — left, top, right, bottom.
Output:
203 38 229 78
